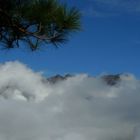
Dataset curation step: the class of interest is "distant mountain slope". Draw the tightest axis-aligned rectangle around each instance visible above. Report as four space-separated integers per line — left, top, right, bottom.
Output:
47 74 73 84
47 74 121 86
102 74 121 86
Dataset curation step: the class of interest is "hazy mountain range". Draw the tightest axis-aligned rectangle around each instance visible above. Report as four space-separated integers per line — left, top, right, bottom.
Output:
47 74 121 86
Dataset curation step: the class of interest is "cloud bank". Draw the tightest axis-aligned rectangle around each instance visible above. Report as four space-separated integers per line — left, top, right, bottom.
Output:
0 61 139 140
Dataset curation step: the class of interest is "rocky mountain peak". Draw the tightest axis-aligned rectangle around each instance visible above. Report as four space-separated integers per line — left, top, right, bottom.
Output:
101 74 121 86
47 74 73 84
47 74 122 86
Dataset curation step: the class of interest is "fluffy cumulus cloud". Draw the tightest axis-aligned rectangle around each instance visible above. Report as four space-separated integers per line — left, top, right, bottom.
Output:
0 61 140 140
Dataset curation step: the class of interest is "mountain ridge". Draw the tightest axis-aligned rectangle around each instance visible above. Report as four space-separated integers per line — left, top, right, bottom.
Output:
46 74 122 86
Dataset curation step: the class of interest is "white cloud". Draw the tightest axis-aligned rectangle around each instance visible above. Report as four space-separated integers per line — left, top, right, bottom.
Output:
0 61 51 101
0 61 139 140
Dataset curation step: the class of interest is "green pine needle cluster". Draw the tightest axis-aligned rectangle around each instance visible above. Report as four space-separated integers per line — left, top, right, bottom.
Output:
0 0 81 51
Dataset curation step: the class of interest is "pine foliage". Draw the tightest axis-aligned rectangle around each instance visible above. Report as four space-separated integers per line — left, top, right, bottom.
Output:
0 0 81 51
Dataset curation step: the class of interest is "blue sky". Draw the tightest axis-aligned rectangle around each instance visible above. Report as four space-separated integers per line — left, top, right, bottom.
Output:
0 0 140 77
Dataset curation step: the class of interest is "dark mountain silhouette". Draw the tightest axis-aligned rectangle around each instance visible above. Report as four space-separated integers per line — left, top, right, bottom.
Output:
47 74 121 86
102 74 121 86
47 74 73 84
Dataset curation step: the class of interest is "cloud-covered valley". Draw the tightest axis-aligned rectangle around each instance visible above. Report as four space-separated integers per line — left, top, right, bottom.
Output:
0 61 139 140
